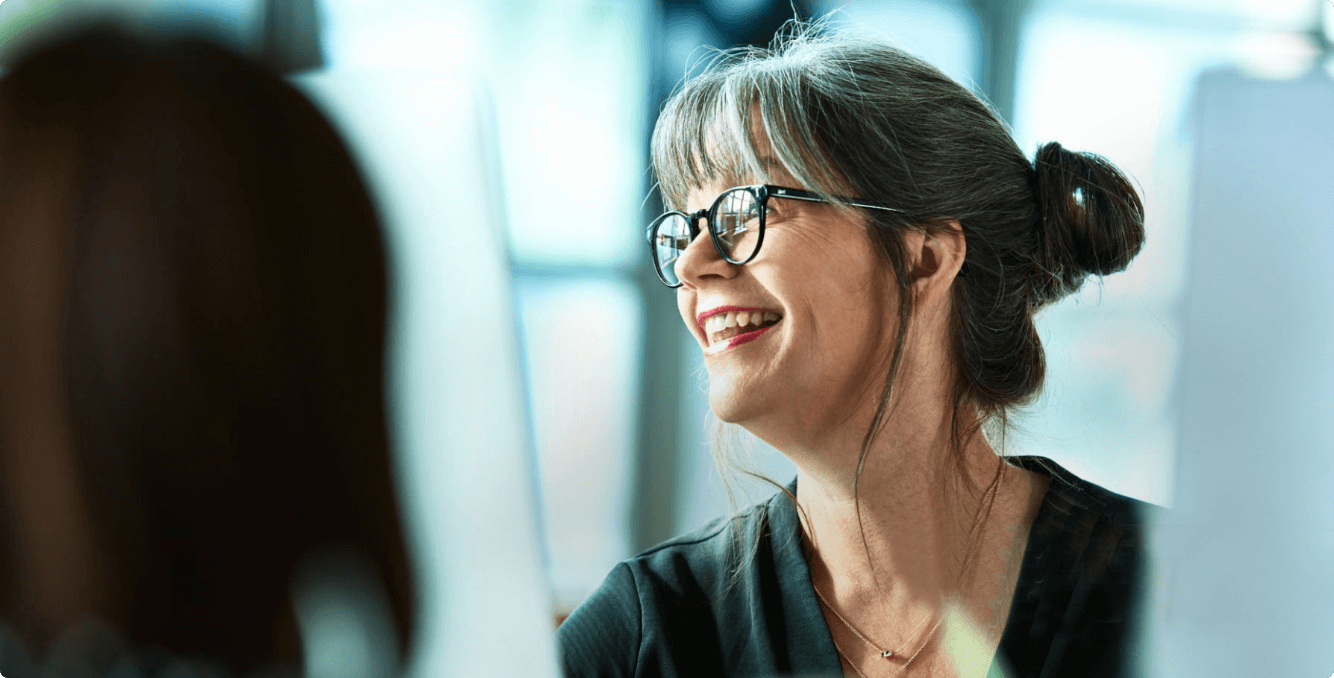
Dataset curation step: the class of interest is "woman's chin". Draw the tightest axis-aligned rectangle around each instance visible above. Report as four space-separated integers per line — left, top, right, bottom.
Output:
707 382 769 426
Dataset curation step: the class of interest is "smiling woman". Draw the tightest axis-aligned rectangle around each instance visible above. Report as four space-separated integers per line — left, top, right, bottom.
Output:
558 20 1154 678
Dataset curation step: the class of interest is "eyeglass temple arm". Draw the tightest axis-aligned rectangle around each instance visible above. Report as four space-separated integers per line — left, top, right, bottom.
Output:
765 186 904 214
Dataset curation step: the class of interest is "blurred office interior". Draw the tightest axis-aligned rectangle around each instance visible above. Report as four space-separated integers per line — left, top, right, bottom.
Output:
464 0 1334 620
1 0 1332 676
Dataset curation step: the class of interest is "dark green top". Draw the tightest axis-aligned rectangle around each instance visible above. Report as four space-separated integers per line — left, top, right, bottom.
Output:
557 456 1156 678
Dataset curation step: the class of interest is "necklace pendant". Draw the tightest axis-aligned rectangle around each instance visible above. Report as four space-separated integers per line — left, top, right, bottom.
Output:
880 650 895 659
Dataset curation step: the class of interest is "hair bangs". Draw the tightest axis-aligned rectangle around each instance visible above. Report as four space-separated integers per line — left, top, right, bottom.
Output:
651 54 850 212
653 72 756 210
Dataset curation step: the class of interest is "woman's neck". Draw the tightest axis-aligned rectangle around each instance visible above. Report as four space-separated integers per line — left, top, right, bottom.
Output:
741 325 1049 637
794 417 1003 598
782 383 1048 642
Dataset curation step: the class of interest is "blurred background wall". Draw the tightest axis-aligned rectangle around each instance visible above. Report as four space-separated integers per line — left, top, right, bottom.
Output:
1159 66 1334 678
2 0 1332 674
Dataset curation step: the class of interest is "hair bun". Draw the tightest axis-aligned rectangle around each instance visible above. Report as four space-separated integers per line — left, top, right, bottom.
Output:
1031 141 1145 304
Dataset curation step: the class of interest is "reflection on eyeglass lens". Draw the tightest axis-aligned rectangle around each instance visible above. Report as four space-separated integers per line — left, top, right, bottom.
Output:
716 192 758 253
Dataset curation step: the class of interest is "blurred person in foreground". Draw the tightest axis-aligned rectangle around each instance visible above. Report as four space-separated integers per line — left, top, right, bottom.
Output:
0 26 415 677
559 22 1156 678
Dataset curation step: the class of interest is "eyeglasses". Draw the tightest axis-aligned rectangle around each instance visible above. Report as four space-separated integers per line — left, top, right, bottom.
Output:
646 184 904 288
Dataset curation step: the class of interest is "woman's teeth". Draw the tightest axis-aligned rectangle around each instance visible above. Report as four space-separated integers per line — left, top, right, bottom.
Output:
703 310 780 334
703 310 782 354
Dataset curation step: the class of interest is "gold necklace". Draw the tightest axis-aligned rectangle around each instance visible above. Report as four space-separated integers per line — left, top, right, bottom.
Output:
812 583 943 678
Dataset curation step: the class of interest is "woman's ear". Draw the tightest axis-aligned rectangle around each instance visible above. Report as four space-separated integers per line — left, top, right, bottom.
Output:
904 221 966 310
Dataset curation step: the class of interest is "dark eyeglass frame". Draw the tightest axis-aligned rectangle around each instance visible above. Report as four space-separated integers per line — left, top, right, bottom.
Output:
646 184 905 288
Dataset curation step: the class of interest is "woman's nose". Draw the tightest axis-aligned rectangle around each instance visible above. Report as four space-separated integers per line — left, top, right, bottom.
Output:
674 224 737 289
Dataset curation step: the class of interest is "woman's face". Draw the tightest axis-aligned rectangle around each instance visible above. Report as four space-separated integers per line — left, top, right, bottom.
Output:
674 173 899 442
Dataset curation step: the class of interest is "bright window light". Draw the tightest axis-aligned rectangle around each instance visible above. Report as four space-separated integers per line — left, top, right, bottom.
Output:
818 0 982 91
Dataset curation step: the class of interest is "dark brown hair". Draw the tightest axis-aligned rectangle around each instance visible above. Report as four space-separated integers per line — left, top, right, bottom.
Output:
0 27 414 673
653 22 1145 578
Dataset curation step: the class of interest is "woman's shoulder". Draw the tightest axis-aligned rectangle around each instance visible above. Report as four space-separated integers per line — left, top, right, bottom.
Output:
1010 454 1162 525
999 456 1159 676
576 494 779 616
1009 454 1160 584
556 491 793 678
634 497 774 571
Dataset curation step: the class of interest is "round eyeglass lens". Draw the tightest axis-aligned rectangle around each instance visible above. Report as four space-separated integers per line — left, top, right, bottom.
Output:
652 213 691 286
713 188 762 263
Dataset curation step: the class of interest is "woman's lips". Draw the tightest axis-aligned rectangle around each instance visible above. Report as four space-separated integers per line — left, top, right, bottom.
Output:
704 324 775 355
